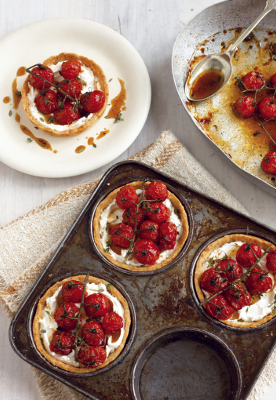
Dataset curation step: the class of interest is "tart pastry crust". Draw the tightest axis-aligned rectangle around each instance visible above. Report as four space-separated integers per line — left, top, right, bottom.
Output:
93 181 189 272
194 234 275 328
21 52 109 137
32 275 131 373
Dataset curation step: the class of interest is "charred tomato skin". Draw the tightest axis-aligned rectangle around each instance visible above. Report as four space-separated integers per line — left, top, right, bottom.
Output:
261 151 276 175
236 243 262 268
35 89 58 114
271 73 276 89
61 60 82 79
122 207 145 228
49 330 75 355
54 101 81 125
146 202 170 224
205 295 234 320
102 311 123 335
80 90 105 113
139 220 160 243
258 97 276 119
62 280 84 303
78 345 107 368
58 78 82 99
235 96 256 118
246 267 273 296
200 267 229 295
224 283 251 311
266 247 276 272
145 181 168 201
81 321 105 346
29 66 54 90
116 185 138 209
54 302 80 330
110 223 133 249
216 258 243 282
242 71 264 90
133 239 160 265
84 292 110 318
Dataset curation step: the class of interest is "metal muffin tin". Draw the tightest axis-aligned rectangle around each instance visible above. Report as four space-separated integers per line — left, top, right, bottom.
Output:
9 161 276 400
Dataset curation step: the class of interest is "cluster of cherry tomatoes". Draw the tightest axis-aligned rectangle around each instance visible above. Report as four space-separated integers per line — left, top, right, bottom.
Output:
49 279 123 368
29 60 105 125
108 181 179 265
234 70 276 175
200 243 276 320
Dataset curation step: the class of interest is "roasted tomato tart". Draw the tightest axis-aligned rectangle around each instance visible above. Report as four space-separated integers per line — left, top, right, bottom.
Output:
93 181 189 272
21 52 109 137
32 274 131 372
194 234 276 328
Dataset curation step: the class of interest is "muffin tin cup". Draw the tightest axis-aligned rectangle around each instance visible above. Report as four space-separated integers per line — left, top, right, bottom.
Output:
189 228 276 333
27 270 137 377
8 161 276 400
89 177 194 276
130 327 242 400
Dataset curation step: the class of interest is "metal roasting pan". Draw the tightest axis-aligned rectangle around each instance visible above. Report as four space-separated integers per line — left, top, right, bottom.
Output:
172 0 276 197
9 161 276 399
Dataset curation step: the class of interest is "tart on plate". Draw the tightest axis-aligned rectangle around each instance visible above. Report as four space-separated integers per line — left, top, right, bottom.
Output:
21 52 109 137
33 274 131 372
194 234 276 328
93 181 189 272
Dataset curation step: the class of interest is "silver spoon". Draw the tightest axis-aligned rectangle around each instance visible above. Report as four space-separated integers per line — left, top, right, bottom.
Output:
185 0 276 102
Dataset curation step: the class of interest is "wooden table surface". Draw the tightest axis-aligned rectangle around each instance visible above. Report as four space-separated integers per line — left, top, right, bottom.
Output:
1 0 275 399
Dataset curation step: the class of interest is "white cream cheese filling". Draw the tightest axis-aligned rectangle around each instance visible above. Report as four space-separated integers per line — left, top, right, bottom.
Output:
39 282 125 367
202 241 276 322
27 61 100 131
99 189 183 266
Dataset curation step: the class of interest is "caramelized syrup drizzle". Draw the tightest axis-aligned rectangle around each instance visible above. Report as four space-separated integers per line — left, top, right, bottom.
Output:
75 145 86 154
20 125 52 151
3 96 10 104
97 129 110 140
107 78 126 118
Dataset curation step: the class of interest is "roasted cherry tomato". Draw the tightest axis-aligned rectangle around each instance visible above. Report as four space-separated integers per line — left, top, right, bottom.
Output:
205 295 234 320
235 96 256 118
261 151 276 175
80 90 105 113
216 258 243 282
200 267 229 295
236 243 262 268
34 89 58 114
116 185 138 209
270 73 276 89
110 223 133 249
58 78 82 99
259 97 276 119
159 221 177 250
133 239 160 265
102 312 123 334
242 71 264 90
61 60 82 79
78 345 106 368
267 247 276 272
84 292 110 318
246 267 273 295
224 283 251 310
81 321 105 346
146 202 170 224
29 65 54 90
122 207 145 228
139 220 160 243
62 280 84 303
54 302 80 330
49 330 75 355
145 181 168 201
54 102 81 125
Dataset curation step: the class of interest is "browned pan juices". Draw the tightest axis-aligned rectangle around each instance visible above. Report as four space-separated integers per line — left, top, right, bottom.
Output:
9 162 276 400
107 78 126 119
3 96 11 104
190 69 224 99
20 125 52 150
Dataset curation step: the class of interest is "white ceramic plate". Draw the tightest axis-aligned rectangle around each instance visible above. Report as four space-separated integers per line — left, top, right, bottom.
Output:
0 18 151 178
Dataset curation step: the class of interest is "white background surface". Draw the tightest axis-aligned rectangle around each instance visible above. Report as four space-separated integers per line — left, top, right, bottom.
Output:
0 0 275 399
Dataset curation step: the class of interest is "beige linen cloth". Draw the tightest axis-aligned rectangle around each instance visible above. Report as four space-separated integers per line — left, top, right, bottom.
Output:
0 130 274 400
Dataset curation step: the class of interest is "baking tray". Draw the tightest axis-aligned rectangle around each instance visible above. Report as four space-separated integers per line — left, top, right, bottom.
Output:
9 160 276 400
172 0 276 197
